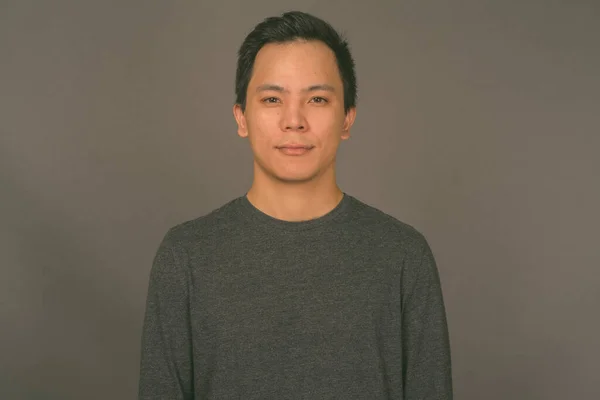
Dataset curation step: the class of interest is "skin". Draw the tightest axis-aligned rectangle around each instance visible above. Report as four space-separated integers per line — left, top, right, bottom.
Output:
233 40 357 222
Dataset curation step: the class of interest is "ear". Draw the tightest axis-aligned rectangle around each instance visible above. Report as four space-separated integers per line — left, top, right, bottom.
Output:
340 107 357 140
233 104 248 138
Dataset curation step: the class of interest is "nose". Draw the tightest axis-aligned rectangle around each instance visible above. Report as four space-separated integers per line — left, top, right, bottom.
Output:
280 103 307 132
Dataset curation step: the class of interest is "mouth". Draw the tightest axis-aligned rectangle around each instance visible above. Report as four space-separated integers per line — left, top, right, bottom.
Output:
276 145 314 156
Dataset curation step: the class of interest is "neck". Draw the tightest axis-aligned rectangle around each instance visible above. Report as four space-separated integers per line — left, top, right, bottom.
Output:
246 170 344 222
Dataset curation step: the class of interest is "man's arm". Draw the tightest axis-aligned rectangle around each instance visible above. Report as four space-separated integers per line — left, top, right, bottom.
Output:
402 237 453 399
138 232 194 400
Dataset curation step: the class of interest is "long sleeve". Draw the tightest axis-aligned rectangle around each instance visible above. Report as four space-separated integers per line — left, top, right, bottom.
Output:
401 238 453 400
138 232 194 400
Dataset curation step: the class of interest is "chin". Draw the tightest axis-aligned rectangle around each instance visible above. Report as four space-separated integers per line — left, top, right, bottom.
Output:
254 159 322 184
272 171 319 184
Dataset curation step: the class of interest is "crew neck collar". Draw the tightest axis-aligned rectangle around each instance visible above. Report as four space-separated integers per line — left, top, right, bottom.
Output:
236 192 353 232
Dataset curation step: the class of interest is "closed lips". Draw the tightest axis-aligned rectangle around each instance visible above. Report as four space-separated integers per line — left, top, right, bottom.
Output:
277 145 313 149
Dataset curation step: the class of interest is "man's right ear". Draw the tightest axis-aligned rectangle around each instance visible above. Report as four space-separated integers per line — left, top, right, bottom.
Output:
233 104 248 138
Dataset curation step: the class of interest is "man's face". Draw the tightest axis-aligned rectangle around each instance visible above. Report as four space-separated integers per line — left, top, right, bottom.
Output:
233 40 356 184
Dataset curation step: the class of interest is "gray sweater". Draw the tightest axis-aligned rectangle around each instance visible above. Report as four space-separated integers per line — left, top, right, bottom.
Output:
138 193 452 399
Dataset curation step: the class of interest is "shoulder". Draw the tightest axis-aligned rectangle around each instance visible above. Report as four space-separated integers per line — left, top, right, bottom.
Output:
158 197 243 252
345 193 430 254
345 195 440 287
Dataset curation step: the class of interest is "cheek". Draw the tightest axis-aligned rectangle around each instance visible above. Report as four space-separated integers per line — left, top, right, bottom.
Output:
247 112 278 149
250 108 279 131
312 107 344 127
312 112 345 145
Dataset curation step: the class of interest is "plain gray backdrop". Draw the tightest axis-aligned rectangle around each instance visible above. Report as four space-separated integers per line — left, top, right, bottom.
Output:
1 1 599 399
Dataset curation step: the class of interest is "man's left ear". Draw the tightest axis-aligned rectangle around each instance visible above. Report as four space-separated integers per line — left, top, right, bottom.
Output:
341 107 357 140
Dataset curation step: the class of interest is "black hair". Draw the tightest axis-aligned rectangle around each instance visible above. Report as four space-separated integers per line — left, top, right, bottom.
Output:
235 11 357 114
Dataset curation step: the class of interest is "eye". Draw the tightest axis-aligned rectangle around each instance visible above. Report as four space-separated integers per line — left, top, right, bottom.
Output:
310 97 328 104
262 97 280 104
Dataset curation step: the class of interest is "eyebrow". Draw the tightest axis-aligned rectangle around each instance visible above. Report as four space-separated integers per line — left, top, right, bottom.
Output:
255 84 336 93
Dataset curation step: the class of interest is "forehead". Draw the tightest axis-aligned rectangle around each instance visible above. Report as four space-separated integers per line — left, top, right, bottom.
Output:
249 40 342 88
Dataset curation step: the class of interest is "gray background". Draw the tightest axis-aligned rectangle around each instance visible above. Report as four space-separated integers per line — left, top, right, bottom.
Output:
1 0 599 399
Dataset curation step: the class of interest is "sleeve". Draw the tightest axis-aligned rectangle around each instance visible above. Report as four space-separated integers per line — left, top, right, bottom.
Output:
401 237 453 400
138 232 194 400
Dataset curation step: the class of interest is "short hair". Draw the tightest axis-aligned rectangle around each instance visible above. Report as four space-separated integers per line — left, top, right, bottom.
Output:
235 11 357 114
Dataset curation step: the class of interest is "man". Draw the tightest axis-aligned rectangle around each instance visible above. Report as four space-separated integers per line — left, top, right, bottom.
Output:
139 10 452 400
